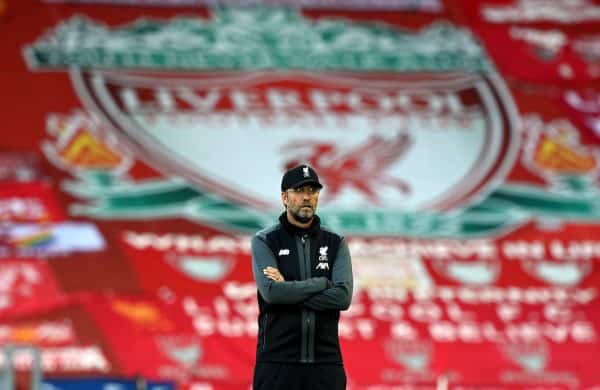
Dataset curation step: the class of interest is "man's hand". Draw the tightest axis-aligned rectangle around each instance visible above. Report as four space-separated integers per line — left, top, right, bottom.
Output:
263 266 285 282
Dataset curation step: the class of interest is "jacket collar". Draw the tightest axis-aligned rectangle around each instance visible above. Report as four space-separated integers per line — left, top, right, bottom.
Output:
279 212 321 237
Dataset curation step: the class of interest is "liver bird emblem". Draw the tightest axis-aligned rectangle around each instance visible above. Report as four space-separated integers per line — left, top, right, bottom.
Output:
283 133 413 204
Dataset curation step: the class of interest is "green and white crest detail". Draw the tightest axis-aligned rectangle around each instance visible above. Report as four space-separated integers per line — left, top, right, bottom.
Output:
25 7 492 72
64 61 524 235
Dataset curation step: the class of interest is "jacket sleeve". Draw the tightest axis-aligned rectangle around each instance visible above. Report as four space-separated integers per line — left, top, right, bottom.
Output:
252 235 329 304
303 237 353 311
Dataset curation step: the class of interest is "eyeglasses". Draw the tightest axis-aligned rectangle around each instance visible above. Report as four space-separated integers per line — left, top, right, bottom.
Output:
287 186 321 195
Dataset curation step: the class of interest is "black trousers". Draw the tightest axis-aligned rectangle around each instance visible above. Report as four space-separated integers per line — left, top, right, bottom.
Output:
253 362 347 390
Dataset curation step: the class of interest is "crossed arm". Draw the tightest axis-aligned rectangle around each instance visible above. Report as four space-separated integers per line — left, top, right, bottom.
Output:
251 235 353 311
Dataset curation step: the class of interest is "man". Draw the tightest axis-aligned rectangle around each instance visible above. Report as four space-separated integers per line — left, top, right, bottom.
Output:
251 164 353 390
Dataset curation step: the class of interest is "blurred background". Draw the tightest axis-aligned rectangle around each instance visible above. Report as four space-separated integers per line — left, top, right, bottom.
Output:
1 0 600 389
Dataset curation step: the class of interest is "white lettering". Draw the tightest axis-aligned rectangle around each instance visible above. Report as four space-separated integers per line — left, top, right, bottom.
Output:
371 302 404 321
571 321 596 342
231 90 262 110
483 2 600 23
123 231 250 254
502 240 545 259
429 321 596 343
223 282 256 300
156 88 175 112
0 346 110 373
390 321 418 340
266 89 304 109
409 302 442 323
177 87 221 112
497 303 521 322
543 303 573 323
348 238 495 260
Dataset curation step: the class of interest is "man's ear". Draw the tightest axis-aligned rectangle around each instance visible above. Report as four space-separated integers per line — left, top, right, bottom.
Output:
281 191 287 207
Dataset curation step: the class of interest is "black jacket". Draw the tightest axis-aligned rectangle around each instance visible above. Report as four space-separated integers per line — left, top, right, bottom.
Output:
251 213 353 364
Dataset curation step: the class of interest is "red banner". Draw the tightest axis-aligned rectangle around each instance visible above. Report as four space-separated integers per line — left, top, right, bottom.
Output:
2 1 600 389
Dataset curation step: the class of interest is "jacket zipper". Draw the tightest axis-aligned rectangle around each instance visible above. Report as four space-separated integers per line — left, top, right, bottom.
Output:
305 314 311 362
301 234 314 363
262 313 268 351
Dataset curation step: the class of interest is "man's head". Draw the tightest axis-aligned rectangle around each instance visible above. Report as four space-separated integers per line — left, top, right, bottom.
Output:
281 165 323 226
